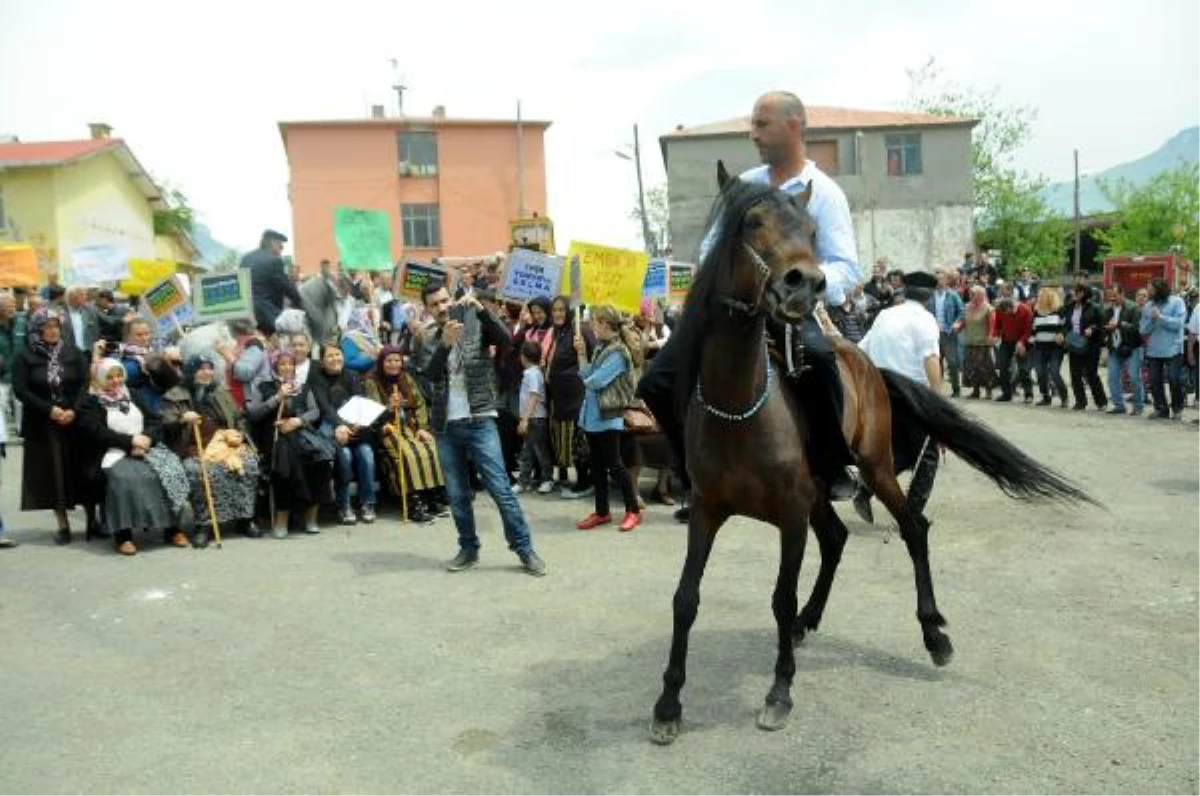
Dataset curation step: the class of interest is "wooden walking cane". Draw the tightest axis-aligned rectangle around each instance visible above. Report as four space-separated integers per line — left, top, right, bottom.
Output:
192 422 222 549
268 390 287 522
392 384 409 522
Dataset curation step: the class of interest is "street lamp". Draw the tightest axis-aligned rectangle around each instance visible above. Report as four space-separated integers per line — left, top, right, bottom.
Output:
615 124 653 255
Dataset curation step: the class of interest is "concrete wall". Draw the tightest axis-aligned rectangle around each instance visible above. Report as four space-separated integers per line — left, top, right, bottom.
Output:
664 125 975 272
54 151 157 262
284 122 548 273
0 167 61 271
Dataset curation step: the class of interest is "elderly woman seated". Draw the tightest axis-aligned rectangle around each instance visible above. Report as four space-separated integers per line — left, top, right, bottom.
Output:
76 358 192 555
160 355 261 547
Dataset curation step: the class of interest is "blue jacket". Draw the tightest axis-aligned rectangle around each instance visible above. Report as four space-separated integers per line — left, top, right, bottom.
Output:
927 289 965 334
578 341 630 433
1140 295 1186 357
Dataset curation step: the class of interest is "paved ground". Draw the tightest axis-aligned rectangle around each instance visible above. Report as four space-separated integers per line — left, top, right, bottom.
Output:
0 399 1196 794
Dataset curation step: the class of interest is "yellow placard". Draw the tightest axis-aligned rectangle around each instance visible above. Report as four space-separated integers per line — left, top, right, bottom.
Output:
119 259 177 295
566 241 649 315
0 244 41 288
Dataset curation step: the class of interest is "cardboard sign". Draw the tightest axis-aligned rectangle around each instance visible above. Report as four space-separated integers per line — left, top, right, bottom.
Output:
334 207 394 271
142 275 188 319
0 244 40 288
193 270 254 322
119 259 177 295
566 241 649 314
642 259 668 299
70 243 130 284
669 263 694 304
152 300 194 338
500 248 564 303
397 260 448 301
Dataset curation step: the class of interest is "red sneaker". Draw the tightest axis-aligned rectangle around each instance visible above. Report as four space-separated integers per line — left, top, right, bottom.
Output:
619 512 641 532
576 513 612 530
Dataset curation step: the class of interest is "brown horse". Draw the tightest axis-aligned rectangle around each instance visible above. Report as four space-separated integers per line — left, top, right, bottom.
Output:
650 165 1096 745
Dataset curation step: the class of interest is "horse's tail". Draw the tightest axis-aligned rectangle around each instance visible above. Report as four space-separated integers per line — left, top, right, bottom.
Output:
879 368 1101 507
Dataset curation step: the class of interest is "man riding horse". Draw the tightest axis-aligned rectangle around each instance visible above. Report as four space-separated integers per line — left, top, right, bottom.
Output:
639 90 859 511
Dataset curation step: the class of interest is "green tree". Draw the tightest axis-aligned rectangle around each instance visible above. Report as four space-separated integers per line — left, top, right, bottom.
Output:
629 184 670 256
904 58 1068 275
1094 161 1199 263
152 186 195 238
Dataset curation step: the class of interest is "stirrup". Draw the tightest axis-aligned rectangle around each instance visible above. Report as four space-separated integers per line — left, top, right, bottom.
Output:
785 324 811 379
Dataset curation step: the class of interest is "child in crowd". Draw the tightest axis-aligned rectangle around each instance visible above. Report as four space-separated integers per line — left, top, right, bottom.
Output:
514 340 555 495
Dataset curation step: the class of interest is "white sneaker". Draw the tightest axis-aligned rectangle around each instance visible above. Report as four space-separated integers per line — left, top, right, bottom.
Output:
271 526 288 540
512 484 526 495
536 481 555 494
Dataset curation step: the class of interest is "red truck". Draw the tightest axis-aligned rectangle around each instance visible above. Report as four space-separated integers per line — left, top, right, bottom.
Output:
1103 253 1194 296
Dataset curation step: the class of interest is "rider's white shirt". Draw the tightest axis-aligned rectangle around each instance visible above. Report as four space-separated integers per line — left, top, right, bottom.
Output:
700 160 861 305
858 300 940 386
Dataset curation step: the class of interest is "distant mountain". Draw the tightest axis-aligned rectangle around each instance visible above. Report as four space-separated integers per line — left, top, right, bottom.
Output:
1040 126 1198 216
191 222 238 267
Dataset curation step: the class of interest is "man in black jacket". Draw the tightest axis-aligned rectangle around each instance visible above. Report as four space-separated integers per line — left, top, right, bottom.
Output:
241 229 302 335
420 281 546 577
1102 285 1145 415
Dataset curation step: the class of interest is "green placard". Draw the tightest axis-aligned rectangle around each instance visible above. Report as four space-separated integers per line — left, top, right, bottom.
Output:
334 207 394 271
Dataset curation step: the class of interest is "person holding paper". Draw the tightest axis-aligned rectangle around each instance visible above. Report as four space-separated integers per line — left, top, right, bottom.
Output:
311 344 379 525
366 344 447 524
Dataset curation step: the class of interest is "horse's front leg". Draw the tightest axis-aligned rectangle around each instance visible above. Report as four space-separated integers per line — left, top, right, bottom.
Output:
794 494 849 643
650 498 726 745
759 510 809 731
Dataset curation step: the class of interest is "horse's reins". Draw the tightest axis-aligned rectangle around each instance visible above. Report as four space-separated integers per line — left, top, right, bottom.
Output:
716 243 772 317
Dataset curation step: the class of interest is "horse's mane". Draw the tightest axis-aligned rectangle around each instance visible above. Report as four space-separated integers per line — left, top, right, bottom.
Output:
671 178 801 414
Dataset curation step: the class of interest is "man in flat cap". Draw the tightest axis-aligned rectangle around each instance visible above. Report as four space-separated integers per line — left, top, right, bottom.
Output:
854 269 943 522
241 229 303 335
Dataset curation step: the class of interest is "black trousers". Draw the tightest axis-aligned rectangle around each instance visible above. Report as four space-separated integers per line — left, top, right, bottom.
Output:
586 430 638 516
1067 346 1107 408
997 341 1032 398
636 337 691 495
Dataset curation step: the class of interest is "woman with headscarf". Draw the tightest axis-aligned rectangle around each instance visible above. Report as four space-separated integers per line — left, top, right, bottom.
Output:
160 355 260 547
13 309 94 543
962 285 998 399
339 305 382 373
366 344 447 523
246 348 331 538
543 295 595 497
76 358 192 555
499 295 553 479
311 343 377 525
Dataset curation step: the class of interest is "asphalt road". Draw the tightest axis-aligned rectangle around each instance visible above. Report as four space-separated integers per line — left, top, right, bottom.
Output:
0 399 1196 794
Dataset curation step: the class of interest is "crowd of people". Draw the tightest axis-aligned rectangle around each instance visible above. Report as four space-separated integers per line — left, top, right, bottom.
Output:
834 258 1199 421
0 238 678 560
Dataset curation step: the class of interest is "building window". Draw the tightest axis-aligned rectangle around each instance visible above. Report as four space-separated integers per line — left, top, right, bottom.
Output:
398 131 438 177
885 133 922 176
401 203 441 248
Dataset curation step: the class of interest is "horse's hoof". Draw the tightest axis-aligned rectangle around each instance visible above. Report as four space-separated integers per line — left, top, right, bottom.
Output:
649 718 681 745
927 635 955 667
756 701 792 731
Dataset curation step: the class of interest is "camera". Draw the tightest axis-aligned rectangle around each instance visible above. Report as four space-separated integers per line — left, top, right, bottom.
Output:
449 304 466 324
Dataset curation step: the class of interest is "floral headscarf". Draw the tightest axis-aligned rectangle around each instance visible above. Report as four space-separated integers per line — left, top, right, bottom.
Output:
183 355 217 406
90 357 131 412
373 344 410 400
344 305 381 350
269 348 297 383
28 308 65 392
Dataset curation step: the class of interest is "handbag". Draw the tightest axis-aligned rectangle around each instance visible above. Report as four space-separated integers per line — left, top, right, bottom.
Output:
296 427 337 464
623 401 660 435
596 345 637 418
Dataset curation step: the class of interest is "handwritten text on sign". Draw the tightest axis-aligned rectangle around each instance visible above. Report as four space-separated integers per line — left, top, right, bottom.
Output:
334 207 394 271
501 249 564 303
566 241 649 315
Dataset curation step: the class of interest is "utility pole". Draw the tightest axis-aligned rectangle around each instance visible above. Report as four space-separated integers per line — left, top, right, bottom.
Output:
1073 148 1081 273
633 124 652 254
389 59 407 115
516 100 527 219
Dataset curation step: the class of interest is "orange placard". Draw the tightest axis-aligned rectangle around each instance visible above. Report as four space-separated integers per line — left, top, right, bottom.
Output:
0 244 40 288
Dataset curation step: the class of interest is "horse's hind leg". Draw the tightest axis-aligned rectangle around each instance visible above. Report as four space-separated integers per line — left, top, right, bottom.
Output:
650 500 726 745
759 514 809 731
793 495 849 644
868 467 954 667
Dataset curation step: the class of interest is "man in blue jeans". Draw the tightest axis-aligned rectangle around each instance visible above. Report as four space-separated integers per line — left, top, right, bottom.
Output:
420 281 546 576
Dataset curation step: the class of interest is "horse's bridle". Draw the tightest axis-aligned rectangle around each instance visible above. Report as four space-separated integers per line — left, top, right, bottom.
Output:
717 243 772 317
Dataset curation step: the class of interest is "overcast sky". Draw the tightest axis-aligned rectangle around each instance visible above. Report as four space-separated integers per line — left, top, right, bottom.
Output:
1 0 1196 259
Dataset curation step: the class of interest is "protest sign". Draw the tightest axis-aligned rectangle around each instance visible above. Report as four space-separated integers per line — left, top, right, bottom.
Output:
0 244 40 288
642 259 668 300
70 243 130 284
334 207 394 270
565 241 649 315
500 249 564 303
119 259 176 295
669 262 694 304
142 275 188 320
193 270 254 322
152 301 194 339
397 260 448 301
